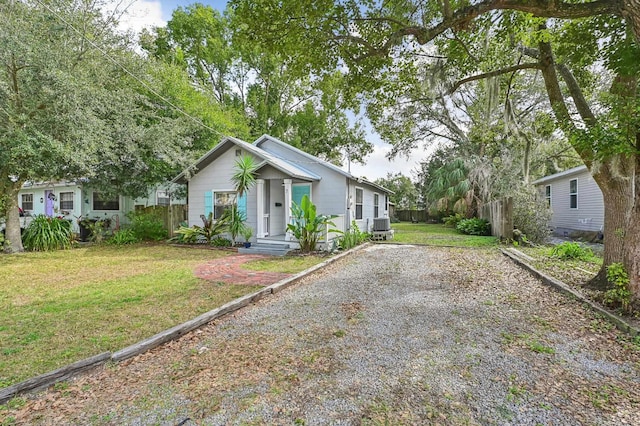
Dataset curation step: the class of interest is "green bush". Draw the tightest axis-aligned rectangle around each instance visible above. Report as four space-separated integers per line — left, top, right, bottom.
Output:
286 195 334 252
171 213 228 245
604 262 631 313
108 229 139 245
22 215 72 251
211 237 232 247
456 218 491 236
549 242 593 261
442 213 464 227
511 188 552 244
336 221 369 250
126 211 167 241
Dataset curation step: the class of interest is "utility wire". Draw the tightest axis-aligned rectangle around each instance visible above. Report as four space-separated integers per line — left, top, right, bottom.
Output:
33 0 228 140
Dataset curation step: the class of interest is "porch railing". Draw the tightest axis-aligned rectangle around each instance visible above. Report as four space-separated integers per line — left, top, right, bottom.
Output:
262 213 269 237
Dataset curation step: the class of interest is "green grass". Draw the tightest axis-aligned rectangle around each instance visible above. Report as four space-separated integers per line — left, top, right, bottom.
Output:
387 222 498 247
241 255 325 274
0 244 262 387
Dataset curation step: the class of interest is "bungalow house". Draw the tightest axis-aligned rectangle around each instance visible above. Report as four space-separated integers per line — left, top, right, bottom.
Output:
14 181 182 234
532 165 604 237
172 134 393 250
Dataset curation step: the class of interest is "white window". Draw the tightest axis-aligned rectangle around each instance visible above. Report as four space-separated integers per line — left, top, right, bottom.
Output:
93 192 119 211
60 192 74 210
156 190 170 206
214 191 236 219
355 188 363 220
569 179 577 209
21 194 34 211
545 185 551 207
374 193 380 218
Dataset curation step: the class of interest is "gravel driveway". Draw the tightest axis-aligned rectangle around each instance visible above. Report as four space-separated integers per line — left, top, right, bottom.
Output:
6 245 640 425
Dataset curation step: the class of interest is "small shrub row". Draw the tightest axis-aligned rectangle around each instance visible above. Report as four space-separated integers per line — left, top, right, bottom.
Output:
336 221 369 250
549 242 594 261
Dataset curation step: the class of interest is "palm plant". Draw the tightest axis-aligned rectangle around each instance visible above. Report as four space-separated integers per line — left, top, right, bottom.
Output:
287 195 335 252
231 155 258 196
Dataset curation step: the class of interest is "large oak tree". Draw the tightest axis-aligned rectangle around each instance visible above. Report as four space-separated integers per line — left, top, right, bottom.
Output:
231 0 640 299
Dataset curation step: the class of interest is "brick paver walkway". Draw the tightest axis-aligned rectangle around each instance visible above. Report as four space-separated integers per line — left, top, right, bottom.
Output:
194 254 292 286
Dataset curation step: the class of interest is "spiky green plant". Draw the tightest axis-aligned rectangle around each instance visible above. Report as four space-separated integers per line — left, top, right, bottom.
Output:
231 155 258 197
287 195 335 252
22 215 72 251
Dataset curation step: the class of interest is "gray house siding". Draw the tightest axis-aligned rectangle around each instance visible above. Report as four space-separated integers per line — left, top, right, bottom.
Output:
533 166 604 235
187 147 261 234
347 180 388 232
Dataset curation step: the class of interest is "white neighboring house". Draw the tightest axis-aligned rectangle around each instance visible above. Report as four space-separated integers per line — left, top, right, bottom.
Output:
5 181 181 234
532 165 604 237
172 134 393 248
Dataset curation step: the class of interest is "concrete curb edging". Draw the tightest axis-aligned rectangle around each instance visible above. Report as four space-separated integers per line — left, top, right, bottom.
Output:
0 244 370 405
501 249 639 337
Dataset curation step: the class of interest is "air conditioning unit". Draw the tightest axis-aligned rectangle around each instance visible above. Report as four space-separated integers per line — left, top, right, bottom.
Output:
373 217 391 231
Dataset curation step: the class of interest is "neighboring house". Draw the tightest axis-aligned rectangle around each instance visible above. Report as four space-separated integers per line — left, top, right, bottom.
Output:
13 181 182 233
173 134 393 248
532 165 604 237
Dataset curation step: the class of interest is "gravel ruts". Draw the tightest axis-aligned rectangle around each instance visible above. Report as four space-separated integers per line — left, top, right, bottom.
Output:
4 245 640 425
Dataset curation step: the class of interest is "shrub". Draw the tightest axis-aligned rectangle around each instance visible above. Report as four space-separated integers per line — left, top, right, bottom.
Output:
604 262 631 313
336 221 369 250
126 211 167 241
22 215 72 251
549 242 593 261
80 218 110 243
511 188 552 244
442 213 464 227
456 218 491 236
287 195 334 252
108 229 139 245
171 213 228 245
211 237 232 247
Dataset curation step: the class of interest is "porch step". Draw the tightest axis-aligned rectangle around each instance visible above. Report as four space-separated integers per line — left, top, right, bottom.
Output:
238 242 292 257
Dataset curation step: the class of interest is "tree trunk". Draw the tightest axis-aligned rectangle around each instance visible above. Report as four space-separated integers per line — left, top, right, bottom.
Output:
4 183 25 253
588 163 633 290
624 135 640 305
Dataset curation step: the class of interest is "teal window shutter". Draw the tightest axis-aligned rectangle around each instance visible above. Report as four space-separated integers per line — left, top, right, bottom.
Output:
237 193 247 220
204 191 213 217
292 185 311 207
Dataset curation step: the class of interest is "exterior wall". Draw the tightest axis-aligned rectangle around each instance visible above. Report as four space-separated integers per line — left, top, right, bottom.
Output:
347 180 389 232
133 183 187 207
536 168 604 235
258 139 348 219
186 146 260 233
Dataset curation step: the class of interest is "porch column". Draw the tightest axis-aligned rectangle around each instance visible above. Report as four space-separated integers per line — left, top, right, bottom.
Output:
283 178 292 241
256 179 265 238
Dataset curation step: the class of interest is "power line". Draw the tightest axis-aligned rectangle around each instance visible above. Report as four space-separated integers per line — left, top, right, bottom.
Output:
33 0 228 140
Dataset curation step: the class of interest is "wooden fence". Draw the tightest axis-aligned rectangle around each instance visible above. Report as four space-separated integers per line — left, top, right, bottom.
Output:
134 204 188 236
479 197 513 240
395 209 429 222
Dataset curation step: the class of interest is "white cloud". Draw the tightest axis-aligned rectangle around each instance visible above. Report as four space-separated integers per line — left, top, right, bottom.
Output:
104 1 165 34
344 144 426 181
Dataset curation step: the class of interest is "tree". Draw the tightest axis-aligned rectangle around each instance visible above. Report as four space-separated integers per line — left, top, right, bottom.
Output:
0 1 229 252
143 4 373 166
230 0 640 302
374 173 418 210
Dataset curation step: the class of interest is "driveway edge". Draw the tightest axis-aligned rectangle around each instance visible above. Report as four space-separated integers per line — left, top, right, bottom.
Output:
0 243 370 405
501 249 639 337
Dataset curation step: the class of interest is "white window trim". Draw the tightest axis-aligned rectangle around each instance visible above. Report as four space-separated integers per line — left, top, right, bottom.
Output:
156 190 170 206
213 189 236 220
373 192 380 218
569 179 578 209
59 191 75 211
21 193 34 211
545 185 551 207
355 187 364 220
92 192 121 211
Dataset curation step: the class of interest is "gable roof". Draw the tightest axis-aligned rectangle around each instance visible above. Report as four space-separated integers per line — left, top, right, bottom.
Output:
172 134 393 194
532 165 588 185
254 135 393 194
172 136 321 184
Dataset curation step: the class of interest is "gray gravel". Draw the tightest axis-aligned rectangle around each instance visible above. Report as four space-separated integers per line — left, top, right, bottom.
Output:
12 245 640 425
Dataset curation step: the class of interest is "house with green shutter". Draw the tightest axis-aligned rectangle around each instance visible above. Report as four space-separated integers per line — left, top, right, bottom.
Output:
172 134 392 250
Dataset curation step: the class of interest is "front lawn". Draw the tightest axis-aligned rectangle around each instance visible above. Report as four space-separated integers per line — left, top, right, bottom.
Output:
389 222 498 247
0 244 262 387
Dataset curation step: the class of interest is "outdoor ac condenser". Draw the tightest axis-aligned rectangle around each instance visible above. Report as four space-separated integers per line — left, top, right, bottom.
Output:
373 217 391 231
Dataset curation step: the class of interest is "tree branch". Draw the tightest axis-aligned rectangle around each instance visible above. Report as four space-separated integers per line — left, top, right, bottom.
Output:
447 63 542 94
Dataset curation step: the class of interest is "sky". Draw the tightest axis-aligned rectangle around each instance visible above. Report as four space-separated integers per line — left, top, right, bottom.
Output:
113 0 427 181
